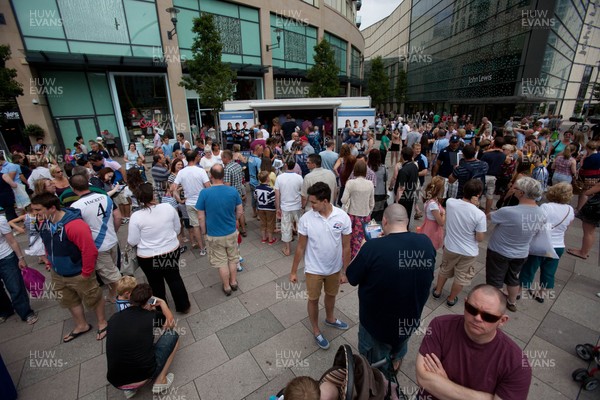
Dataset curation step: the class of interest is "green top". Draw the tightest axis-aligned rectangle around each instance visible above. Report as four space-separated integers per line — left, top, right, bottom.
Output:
379 135 390 150
59 186 107 207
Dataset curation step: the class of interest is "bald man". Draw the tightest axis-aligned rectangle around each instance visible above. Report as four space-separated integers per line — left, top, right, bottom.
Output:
417 284 532 399
346 204 435 376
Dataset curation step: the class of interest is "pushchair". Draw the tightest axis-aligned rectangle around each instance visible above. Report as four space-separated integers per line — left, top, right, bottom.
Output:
273 345 402 400
572 342 600 391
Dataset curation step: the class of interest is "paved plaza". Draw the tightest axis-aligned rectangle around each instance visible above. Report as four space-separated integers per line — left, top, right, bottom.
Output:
1 186 599 400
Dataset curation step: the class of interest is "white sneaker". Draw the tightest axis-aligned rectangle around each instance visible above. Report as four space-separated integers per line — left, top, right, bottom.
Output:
152 373 174 394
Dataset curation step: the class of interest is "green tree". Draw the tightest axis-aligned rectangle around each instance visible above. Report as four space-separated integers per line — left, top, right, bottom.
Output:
180 14 236 125
307 39 340 97
367 56 389 109
395 67 407 110
0 45 24 111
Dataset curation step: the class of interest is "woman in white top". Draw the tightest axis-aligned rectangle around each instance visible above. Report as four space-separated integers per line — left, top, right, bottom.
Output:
127 183 190 313
124 142 142 170
341 160 374 259
519 182 575 303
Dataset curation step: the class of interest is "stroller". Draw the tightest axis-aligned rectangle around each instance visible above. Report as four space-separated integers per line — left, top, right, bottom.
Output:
572 342 600 391
273 345 402 400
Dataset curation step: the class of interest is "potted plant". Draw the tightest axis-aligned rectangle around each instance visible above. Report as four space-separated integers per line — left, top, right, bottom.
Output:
23 124 45 138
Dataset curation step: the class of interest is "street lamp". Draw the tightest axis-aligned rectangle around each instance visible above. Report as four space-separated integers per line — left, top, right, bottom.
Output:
266 28 283 52
166 7 180 40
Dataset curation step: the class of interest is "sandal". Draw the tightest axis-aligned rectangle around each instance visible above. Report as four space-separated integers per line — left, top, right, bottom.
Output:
63 324 92 343
446 297 458 307
96 325 108 341
566 249 589 260
431 288 441 299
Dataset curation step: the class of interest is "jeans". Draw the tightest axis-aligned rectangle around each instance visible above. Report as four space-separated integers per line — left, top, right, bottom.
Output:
358 324 408 380
552 173 572 185
520 248 564 290
0 252 34 320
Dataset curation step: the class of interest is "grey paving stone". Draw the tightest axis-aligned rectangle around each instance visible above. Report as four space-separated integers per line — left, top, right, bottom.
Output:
0 313 35 344
245 369 295 400
196 267 222 288
334 290 359 324
499 307 543 343
250 322 319 380
29 304 72 331
79 387 107 400
194 351 267 400
341 324 359 351
6 358 24 389
169 318 195 350
187 297 249 341
269 295 317 328
19 329 103 389
536 312 599 355
217 308 284 359
243 247 285 269
238 280 283 314
573 258 600 281
0 321 63 365
524 335 586 398
178 272 204 293
237 265 277 292
515 279 566 322
265 256 298 278
17 364 80 400
291 335 353 380
551 289 600 332
563 274 600 303
169 334 230 387
528 376 571 400
191 280 243 312
78 354 107 398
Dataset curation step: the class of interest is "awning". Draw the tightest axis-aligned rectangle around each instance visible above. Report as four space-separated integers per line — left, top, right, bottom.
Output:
25 51 167 68
248 99 343 110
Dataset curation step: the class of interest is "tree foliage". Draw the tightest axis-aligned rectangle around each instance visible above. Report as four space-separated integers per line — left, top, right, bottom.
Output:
180 14 236 118
0 45 24 107
396 67 407 106
367 56 389 109
307 39 340 97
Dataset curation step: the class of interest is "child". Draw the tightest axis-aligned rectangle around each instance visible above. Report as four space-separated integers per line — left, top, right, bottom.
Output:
115 276 137 312
162 185 187 254
64 148 75 165
254 170 277 245
135 157 147 181
417 176 446 250
9 207 49 268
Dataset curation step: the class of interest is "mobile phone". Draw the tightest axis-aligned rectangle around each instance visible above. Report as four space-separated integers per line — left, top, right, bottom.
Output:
363 221 383 241
147 297 158 305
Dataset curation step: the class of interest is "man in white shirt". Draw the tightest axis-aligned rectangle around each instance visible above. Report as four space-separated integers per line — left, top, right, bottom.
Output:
432 179 486 306
290 182 352 350
171 151 211 255
70 175 122 301
285 131 300 152
401 121 411 146
275 159 304 256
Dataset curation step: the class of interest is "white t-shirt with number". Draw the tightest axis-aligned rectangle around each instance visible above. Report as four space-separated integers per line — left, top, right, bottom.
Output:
71 192 118 252
298 207 352 275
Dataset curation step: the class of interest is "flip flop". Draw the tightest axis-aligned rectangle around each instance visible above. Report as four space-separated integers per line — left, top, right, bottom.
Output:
96 326 108 341
63 324 92 343
567 249 589 260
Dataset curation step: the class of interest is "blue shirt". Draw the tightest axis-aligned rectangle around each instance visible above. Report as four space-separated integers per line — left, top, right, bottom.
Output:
516 132 525 150
195 185 241 237
247 154 262 187
1 162 22 184
161 142 173 158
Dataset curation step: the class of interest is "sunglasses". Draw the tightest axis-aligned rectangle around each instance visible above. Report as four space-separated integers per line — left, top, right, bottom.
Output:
464 302 503 323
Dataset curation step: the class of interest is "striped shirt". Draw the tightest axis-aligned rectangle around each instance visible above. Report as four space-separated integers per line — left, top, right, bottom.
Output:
254 184 276 211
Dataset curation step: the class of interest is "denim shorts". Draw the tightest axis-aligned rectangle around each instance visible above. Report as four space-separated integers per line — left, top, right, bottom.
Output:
152 329 179 379
358 323 408 364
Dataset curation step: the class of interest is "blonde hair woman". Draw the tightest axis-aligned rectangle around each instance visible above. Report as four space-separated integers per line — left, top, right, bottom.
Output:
50 165 70 197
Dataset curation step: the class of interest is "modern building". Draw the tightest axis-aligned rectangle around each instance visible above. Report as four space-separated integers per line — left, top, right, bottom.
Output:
0 0 364 154
362 0 600 124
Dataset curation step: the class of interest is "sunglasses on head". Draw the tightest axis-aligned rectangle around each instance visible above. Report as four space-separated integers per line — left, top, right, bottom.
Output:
464 302 503 323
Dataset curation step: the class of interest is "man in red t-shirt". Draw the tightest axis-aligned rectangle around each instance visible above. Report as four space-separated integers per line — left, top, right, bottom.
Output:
417 284 532 399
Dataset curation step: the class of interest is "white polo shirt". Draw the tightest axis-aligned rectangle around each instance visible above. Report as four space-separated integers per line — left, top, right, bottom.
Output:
297 206 352 276
173 166 210 206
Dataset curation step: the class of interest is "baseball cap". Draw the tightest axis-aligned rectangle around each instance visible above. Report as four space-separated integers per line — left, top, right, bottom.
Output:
300 136 308 142
449 135 460 143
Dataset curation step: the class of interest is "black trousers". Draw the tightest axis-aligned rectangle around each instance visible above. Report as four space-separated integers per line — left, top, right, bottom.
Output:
137 248 190 312
398 199 413 231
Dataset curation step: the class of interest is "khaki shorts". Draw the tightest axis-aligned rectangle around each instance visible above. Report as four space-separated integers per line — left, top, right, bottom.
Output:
281 209 302 242
206 231 239 268
96 246 122 284
257 209 276 232
485 175 497 199
51 270 102 309
305 272 340 301
438 249 476 286
186 205 199 227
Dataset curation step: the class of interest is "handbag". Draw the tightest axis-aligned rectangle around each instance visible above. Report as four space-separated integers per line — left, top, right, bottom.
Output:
21 266 46 298
528 210 570 259
121 244 139 276
572 174 585 195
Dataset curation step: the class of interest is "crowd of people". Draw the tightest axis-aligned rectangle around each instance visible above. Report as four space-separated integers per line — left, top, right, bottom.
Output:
0 109 599 399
